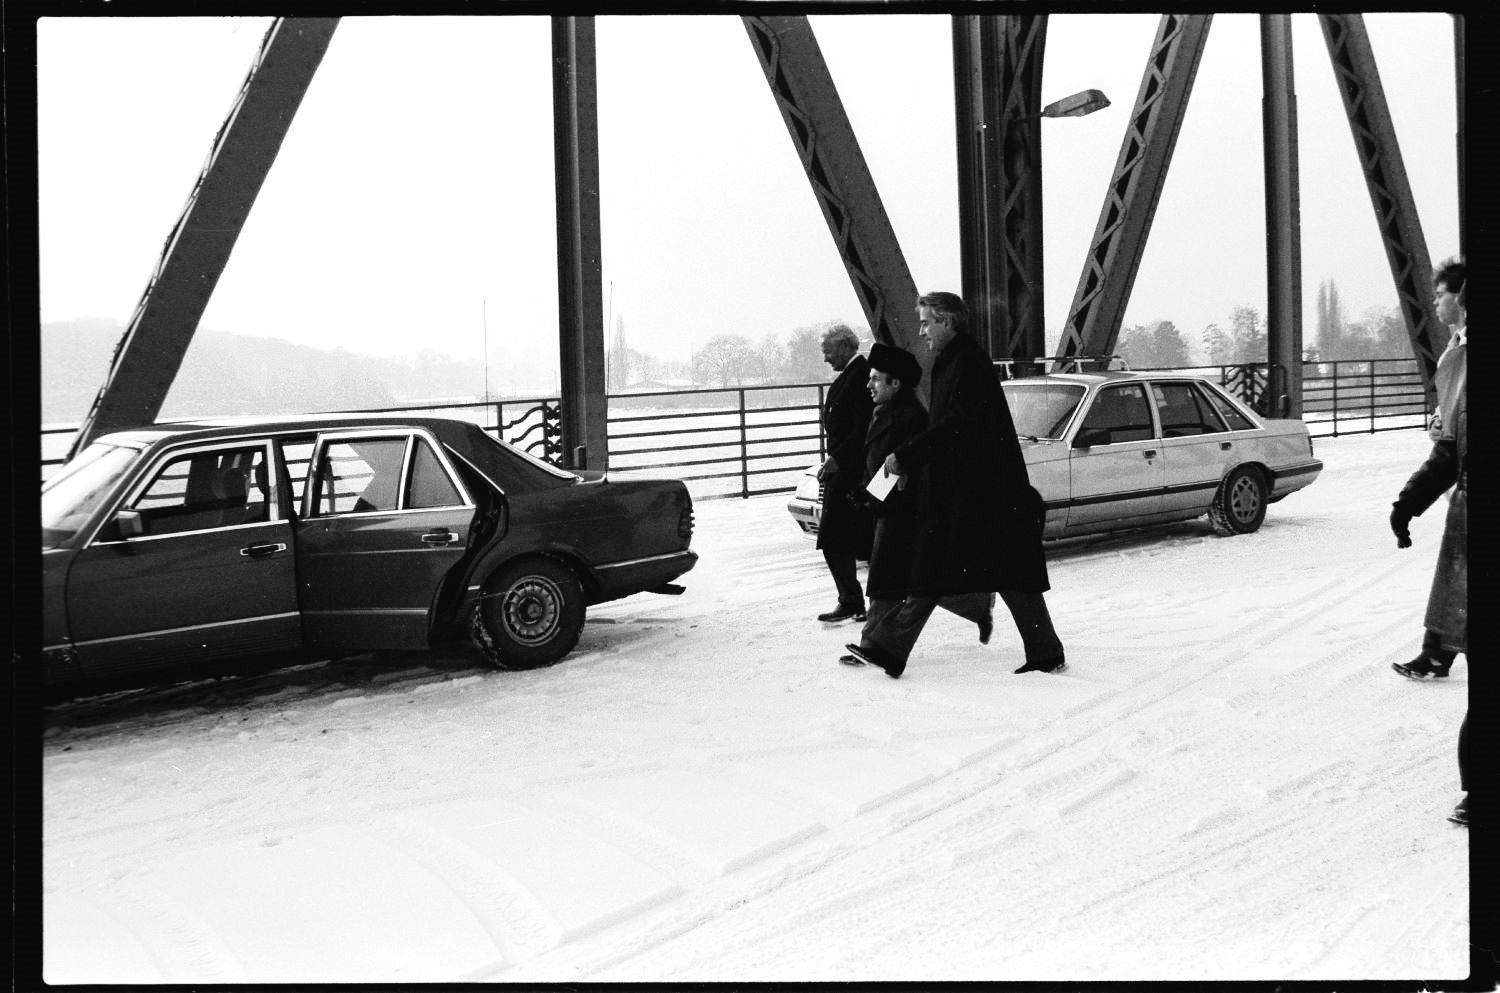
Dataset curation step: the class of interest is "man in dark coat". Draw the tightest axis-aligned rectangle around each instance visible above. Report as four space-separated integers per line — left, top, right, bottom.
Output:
1391 255 1467 681
1387 257 1469 826
814 323 874 623
840 343 991 668
846 292 1064 679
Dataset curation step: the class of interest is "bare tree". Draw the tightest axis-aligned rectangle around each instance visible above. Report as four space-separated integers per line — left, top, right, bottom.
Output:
754 334 787 383
693 334 757 387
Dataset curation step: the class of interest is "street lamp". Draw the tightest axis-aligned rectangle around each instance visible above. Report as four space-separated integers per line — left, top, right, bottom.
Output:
1039 88 1111 119
965 85 1111 366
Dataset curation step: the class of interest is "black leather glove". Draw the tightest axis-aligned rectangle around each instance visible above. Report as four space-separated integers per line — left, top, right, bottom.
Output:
1390 504 1413 549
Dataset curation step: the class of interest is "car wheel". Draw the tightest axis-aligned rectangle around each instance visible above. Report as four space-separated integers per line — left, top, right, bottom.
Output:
469 557 585 670
1209 465 1268 536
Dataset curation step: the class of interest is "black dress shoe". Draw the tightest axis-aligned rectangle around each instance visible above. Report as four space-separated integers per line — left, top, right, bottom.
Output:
846 642 905 679
1449 795 1469 827
818 604 866 623
838 653 864 666
1392 655 1451 680
1014 655 1066 674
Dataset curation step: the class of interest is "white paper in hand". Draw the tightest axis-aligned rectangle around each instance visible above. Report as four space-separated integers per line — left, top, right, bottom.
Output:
866 466 900 502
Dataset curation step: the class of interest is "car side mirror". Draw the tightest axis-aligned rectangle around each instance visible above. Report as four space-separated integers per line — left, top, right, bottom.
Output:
114 508 145 538
1074 429 1108 449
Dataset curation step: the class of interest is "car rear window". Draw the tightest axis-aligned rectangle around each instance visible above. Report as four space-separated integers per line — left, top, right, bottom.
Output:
451 424 577 494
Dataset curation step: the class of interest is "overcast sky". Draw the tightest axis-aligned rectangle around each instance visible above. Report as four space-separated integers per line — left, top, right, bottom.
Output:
36 13 1459 387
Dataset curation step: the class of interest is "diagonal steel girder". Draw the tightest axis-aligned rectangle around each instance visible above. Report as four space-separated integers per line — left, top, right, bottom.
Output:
1319 14 1446 400
69 18 339 458
1056 14 1212 366
743 16 920 354
954 14 1048 363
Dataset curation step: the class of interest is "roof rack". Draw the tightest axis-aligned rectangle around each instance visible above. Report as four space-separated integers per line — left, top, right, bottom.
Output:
992 355 1130 379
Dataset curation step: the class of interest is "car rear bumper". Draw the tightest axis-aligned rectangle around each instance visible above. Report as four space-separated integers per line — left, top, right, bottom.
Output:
592 549 699 602
1268 458 1323 499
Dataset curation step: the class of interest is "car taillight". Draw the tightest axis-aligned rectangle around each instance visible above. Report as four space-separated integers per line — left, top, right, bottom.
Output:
678 505 694 544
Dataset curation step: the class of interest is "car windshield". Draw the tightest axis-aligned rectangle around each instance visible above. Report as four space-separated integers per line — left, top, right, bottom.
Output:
1002 382 1087 439
41 442 142 547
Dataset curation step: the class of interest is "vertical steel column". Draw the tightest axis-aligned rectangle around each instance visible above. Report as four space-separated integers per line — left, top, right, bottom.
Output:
1319 14 1445 400
1261 14 1303 418
743 16 920 355
1056 14 1212 366
1454 15 1465 260
69 18 339 457
553 16 608 471
953 15 1049 362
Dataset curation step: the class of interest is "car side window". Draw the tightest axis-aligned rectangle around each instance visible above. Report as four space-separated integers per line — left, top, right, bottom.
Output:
128 445 271 536
1200 384 1257 431
405 438 464 509
1078 384 1154 444
278 438 315 509
313 438 407 515
1152 382 1226 437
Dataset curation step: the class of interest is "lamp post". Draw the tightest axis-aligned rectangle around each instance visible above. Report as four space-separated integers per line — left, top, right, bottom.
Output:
1039 88 1111 119
956 40 1112 367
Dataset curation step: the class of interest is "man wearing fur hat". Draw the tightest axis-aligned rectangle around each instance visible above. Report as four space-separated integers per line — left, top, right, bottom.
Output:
839 343 992 669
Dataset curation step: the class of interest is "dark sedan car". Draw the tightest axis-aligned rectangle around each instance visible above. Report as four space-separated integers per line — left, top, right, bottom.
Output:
41 414 697 689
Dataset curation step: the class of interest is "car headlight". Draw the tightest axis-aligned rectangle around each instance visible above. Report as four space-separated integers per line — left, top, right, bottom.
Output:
794 473 821 501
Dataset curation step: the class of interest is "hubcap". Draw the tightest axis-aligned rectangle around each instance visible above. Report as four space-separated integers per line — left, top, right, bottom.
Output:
1230 476 1261 522
501 576 562 645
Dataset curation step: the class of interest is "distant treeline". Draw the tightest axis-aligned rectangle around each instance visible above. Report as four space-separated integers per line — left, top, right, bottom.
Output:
39 319 531 425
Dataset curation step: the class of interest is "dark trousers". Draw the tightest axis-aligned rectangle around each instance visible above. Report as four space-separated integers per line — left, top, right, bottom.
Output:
863 589 1062 668
824 550 864 608
1459 710 1470 793
1422 628 1458 665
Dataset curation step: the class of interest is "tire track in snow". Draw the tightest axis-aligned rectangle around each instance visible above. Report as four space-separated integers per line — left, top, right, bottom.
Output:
557 552 1429 978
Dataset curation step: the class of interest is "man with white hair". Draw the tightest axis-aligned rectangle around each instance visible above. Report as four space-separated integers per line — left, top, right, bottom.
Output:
814 323 873 623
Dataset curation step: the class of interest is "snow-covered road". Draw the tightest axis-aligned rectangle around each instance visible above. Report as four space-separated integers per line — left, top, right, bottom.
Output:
40 428 1471 983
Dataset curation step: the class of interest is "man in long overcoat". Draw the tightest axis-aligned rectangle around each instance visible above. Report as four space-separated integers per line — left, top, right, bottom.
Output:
847 292 1064 679
815 323 873 622
1391 255 1467 681
840 342 991 669
1387 256 1470 826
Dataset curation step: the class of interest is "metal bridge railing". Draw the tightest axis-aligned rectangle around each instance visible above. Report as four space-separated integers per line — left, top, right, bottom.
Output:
40 357 1426 494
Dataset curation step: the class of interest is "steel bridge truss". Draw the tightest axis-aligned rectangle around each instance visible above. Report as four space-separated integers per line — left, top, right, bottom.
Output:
1318 13 1446 399
742 16 921 356
69 18 340 457
954 15 1049 364
69 14 1457 454
1056 13 1213 367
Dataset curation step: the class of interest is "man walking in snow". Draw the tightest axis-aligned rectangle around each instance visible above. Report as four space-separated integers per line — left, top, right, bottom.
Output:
1386 256 1469 826
844 292 1064 679
1390 256 1467 682
839 342 992 670
813 323 874 623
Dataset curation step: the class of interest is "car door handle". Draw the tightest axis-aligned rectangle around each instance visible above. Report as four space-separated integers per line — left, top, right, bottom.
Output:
1220 441 1233 450
1142 450 1157 459
421 530 460 545
240 542 287 558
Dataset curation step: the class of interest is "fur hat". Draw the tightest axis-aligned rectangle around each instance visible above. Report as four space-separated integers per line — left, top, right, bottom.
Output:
868 342 921 388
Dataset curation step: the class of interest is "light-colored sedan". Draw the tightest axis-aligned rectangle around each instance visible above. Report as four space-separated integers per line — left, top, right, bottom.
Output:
787 371 1323 540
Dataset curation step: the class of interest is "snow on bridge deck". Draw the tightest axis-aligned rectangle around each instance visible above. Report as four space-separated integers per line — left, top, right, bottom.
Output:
40 428 1470 983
